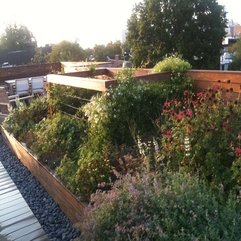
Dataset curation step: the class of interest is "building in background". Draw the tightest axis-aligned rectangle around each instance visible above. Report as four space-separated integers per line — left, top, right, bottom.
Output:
220 20 241 70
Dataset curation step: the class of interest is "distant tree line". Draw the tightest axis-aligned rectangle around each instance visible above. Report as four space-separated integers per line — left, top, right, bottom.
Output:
0 24 37 65
2 1 241 71
0 24 123 66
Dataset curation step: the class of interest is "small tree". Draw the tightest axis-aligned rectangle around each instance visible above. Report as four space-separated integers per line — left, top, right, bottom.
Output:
47 40 86 62
230 38 241 70
93 41 122 61
0 24 37 50
127 0 227 69
32 45 52 64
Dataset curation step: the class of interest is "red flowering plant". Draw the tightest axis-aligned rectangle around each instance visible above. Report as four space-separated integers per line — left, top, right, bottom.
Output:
159 87 241 192
231 131 241 188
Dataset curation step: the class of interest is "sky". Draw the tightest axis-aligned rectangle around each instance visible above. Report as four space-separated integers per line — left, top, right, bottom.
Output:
0 0 240 49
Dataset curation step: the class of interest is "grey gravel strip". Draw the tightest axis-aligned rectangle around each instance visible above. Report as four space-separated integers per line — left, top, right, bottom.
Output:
0 135 80 241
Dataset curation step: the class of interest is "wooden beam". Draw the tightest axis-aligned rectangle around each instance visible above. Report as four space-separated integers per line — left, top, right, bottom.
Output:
47 74 116 92
188 70 241 94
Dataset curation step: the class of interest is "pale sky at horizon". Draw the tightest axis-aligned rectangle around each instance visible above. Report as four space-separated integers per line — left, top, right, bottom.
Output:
0 0 240 49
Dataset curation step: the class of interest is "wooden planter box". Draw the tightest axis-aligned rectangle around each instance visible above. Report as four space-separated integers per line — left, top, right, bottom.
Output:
0 126 86 224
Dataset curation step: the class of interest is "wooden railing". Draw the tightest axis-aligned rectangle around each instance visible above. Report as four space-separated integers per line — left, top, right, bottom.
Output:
47 69 241 96
188 70 241 93
47 74 117 92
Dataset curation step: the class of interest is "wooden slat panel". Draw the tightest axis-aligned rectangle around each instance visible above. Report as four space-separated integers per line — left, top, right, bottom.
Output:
134 71 171 82
188 70 241 83
2 218 38 239
0 178 13 187
1 126 86 224
0 211 34 228
0 180 16 190
32 234 49 241
0 185 17 196
13 228 48 241
188 70 241 94
0 201 29 219
0 203 30 222
0 161 49 241
0 196 23 210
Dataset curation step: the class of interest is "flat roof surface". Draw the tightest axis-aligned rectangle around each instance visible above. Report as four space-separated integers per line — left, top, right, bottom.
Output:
0 161 49 241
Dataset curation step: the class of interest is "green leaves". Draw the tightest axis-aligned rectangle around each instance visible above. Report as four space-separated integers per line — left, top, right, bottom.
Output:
0 24 37 50
159 88 241 192
152 54 192 74
46 40 85 62
127 0 227 69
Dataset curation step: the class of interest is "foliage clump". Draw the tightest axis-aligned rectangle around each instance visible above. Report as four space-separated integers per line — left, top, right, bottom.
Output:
79 172 241 241
152 55 192 74
3 97 48 143
30 112 86 170
126 0 227 69
230 38 241 70
159 87 241 192
3 62 241 240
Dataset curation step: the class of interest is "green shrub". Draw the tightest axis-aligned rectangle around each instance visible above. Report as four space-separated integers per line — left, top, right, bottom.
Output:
114 68 134 83
152 54 192 74
79 172 241 241
151 55 193 101
83 79 186 146
74 76 194 199
3 97 48 143
74 132 114 200
31 112 87 170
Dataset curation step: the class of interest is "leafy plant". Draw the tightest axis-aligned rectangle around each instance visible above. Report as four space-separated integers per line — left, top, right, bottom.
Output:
3 97 48 143
159 87 241 192
114 68 134 83
83 79 186 146
152 54 192 74
79 172 241 241
74 74 194 199
30 112 87 170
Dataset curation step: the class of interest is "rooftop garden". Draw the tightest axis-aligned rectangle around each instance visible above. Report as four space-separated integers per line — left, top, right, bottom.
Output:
3 56 241 240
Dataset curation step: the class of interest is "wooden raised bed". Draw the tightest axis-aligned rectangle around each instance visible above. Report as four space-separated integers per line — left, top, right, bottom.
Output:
0 126 86 224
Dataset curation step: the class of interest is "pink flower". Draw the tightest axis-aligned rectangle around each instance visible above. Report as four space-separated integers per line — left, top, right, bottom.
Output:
186 109 193 117
235 147 241 156
184 90 190 96
196 92 204 98
163 109 170 113
176 111 184 120
192 100 198 106
164 101 171 108
163 130 172 136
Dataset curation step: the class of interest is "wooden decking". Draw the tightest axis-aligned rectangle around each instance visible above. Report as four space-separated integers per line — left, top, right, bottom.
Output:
0 161 49 241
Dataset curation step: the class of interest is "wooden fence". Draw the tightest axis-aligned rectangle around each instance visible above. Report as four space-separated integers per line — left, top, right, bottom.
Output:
46 69 241 97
